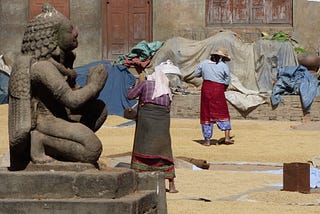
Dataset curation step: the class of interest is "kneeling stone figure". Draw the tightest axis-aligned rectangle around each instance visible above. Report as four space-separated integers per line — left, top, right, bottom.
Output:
8 3 108 170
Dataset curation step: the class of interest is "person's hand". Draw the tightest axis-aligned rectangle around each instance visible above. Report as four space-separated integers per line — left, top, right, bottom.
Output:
138 72 145 84
87 64 108 90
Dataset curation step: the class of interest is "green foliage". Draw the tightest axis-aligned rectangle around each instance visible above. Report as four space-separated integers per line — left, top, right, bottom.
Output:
263 31 306 54
270 31 290 42
294 47 306 54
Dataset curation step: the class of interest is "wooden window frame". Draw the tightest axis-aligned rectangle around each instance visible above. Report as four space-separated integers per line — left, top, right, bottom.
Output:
29 0 70 19
206 0 293 26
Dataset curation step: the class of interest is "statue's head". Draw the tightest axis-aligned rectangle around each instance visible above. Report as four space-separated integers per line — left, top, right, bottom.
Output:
21 3 78 60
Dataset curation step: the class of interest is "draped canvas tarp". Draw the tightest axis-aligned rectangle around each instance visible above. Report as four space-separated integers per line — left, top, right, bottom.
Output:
0 32 301 116
75 61 137 117
254 39 299 93
145 31 298 115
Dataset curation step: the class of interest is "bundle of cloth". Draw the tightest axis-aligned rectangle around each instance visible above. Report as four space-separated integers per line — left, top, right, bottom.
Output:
271 65 320 113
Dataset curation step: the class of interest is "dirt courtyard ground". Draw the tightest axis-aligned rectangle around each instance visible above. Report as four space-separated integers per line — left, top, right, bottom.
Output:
0 104 320 213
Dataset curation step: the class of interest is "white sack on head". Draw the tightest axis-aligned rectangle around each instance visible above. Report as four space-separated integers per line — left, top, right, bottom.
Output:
155 59 182 77
147 70 173 100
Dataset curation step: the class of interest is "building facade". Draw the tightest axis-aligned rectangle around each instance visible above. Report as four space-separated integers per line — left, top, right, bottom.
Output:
0 0 320 66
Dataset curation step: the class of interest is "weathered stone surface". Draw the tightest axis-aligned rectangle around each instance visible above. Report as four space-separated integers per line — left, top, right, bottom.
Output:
171 94 320 121
0 154 170 213
73 169 137 199
0 167 137 199
137 172 167 214
8 3 108 170
0 164 165 214
0 191 157 214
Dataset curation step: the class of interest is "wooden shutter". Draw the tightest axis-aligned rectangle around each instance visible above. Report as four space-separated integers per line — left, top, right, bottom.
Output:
206 0 292 25
29 0 70 19
104 0 151 60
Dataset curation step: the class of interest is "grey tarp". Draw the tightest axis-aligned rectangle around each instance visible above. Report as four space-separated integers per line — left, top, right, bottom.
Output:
146 31 298 115
254 39 299 93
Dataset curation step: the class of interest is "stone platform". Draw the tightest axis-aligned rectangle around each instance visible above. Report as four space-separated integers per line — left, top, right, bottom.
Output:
0 162 167 214
171 94 320 121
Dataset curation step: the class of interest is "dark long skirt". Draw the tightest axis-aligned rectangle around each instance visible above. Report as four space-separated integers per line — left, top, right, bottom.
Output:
131 104 175 179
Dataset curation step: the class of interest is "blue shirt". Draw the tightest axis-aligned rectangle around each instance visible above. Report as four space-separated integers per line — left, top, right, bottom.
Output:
194 59 231 85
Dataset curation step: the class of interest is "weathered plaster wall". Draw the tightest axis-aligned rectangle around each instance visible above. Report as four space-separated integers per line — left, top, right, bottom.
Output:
0 0 103 67
70 0 103 66
292 1 320 54
153 0 320 55
1 0 320 66
152 0 207 41
0 0 28 55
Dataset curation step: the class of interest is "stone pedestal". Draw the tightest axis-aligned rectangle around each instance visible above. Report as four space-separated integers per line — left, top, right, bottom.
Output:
0 162 167 214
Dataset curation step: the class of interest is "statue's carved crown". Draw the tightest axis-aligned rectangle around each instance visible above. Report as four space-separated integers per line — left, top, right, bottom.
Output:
21 3 68 59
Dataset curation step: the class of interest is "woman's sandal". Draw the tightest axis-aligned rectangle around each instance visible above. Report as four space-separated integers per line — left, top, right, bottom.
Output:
224 139 234 145
203 140 211 146
168 189 179 193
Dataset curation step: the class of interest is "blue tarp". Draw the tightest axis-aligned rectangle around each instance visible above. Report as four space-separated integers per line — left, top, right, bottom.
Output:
0 71 9 104
255 167 320 189
271 65 320 112
75 60 137 117
0 60 136 116
310 166 320 188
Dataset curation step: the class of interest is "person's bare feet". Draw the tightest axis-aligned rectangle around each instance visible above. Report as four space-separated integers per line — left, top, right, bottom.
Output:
203 140 211 146
224 139 234 145
224 135 235 145
168 180 179 193
301 113 310 124
169 189 179 193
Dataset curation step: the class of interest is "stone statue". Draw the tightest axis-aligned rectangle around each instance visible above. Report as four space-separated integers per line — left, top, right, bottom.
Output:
8 3 108 170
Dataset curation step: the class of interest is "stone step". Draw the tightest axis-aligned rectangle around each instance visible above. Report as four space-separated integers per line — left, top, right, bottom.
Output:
0 190 157 214
0 166 137 199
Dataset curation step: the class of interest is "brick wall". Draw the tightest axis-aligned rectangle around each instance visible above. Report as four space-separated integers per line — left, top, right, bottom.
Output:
170 94 320 121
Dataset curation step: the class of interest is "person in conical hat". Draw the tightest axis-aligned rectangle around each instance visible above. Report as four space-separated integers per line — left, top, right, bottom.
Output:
211 48 231 61
193 47 234 146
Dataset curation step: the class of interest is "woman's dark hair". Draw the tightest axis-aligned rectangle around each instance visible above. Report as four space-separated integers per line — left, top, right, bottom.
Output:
210 54 222 63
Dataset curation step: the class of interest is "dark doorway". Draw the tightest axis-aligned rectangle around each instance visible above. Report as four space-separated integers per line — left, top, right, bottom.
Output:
102 0 152 60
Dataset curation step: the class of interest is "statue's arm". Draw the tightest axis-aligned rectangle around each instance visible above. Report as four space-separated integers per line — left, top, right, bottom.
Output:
31 61 107 109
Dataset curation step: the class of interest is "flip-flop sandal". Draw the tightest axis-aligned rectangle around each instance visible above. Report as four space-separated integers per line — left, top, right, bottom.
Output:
168 189 179 193
203 141 211 146
224 139 234 145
